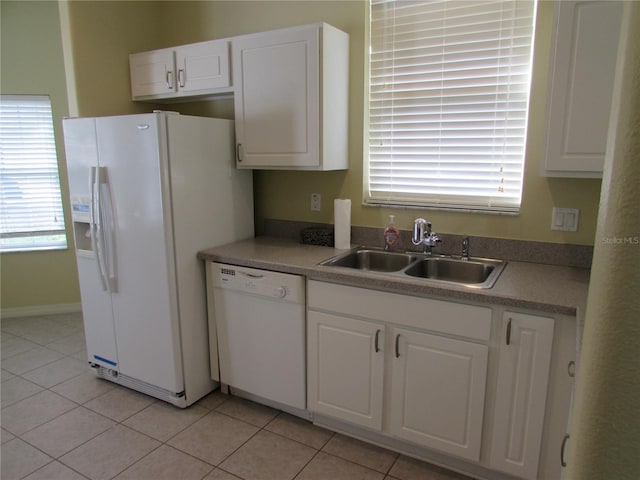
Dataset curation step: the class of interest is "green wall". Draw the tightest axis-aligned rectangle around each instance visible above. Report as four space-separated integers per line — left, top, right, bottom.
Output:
152 0 603 245
2 0 604 311
0 0 80 311
62 0 602 246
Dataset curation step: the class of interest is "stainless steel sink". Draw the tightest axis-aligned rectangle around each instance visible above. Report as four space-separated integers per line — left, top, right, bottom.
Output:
319 247 506 289
320 248 418 273
404 257 504 288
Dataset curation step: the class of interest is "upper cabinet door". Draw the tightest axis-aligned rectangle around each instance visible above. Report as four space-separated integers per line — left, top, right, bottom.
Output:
232 23 349 170
175 40 230 94
542 1 623 177
130 48 176 98
233 26 319 169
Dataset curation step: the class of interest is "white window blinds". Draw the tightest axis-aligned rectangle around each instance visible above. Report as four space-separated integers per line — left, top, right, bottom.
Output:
367 0 537 212
0 95 67 251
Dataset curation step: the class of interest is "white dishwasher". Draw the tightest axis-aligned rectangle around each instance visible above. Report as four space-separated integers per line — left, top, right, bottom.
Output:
208 262 307 413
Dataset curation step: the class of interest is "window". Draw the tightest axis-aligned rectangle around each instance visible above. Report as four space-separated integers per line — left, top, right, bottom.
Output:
0 95 67 251
367 0 537 212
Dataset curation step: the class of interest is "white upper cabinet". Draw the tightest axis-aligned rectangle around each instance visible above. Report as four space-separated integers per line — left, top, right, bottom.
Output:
232 23 349 170
542 1 623 177
130 39 231 101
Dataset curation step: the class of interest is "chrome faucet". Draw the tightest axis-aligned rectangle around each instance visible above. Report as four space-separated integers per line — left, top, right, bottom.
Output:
412 218 440 255
461 236 470 261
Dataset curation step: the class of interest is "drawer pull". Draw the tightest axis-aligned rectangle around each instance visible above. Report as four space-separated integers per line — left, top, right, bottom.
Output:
374 329 381 352
506 318 512 345
395 334 400 358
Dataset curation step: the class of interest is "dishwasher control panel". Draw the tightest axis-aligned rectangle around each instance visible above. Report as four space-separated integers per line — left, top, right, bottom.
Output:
209 262 305 304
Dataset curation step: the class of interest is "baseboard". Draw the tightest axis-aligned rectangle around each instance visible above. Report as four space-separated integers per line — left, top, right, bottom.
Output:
0 303 82 319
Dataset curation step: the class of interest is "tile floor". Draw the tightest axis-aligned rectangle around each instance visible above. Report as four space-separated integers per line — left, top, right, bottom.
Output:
1 313 470 480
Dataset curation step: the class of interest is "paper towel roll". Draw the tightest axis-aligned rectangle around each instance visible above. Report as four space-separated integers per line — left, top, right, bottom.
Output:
334 199 351 249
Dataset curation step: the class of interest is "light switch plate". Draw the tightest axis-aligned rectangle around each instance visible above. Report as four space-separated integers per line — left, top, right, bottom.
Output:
551 207 579 231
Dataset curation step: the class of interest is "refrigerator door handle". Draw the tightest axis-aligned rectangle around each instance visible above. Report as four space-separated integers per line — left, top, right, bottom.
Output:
91 166 109 291
100 171 118 293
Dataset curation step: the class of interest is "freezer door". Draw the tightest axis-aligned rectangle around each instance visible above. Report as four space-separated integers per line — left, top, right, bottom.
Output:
95 114 184 393
63 118 119 370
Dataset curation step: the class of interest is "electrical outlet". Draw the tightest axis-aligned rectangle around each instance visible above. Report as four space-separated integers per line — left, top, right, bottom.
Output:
551 207 579 232
311 193 321 212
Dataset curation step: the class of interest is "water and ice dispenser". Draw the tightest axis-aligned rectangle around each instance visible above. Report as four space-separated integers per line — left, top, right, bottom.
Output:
71 195 93 253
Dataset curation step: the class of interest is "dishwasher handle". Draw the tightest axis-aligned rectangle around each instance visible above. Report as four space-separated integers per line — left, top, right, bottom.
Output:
240 271 264 279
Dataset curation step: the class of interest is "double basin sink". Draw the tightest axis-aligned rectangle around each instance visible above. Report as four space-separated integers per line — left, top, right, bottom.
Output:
319 247 506 289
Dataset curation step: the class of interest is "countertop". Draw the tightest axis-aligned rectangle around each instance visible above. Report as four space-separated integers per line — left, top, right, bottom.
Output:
198 236 590 318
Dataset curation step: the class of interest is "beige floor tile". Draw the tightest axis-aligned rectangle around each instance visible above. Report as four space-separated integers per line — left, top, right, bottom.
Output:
220 429 316 480
1 345 65 375
204 468 243 480
3 317 80 346
114 444 214 480
70 347 88 362
1 333 39 359
322 433 398 473
388 456 470 480
0 438 52 480
196 389 228 410
59 425 160 480
2 369 16 383
168 410 259 465
1 375 44 407
50 371 115 404
84 385 155 422
296 451 385 480
1 390 77 435
22 406 114 458
22 356 87 388
123 401 209 441
265 412 333 449
45 332 87 355
216 395 279 427
1 317 51 336
22 460 88 480
2 428 16 444
44 312 84 329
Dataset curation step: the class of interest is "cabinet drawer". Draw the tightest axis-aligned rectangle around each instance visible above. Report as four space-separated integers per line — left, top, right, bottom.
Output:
308 280 491 341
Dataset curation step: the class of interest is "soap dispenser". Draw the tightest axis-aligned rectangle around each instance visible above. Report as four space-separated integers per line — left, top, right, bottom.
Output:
383 215 400 251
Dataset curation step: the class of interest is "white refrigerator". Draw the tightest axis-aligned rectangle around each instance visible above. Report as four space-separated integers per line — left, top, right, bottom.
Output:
63 112 254 407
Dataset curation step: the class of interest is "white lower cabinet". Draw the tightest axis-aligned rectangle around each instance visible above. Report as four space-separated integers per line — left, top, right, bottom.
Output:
307 311 384 430
490 312 555 480
390 327 488 461
307 280 564 479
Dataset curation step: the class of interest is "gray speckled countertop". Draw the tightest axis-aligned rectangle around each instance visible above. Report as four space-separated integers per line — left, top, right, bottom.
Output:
198 236 590 317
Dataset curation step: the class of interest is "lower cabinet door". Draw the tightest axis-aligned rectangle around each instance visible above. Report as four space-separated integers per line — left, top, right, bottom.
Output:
307 311 384 430
390 327 488 461
490 312 554 480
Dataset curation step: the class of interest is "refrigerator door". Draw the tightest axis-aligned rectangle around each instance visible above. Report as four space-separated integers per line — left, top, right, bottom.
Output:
95 113 184 393
63 118 119 369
